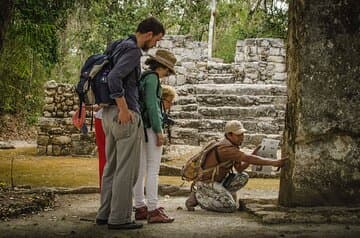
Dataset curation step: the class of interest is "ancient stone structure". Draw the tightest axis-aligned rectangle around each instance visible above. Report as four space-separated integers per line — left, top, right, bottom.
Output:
279 0 360 206
153 36 287 147
37 81 95 156
37 35 287 155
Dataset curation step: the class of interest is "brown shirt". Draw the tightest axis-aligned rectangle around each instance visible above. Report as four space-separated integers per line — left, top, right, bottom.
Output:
199 137 247 182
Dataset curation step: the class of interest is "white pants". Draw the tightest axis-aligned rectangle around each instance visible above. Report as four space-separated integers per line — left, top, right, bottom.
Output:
133 128 163 211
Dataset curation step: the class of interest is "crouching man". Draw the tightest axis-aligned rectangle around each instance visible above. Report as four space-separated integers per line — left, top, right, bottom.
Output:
185 120 287 213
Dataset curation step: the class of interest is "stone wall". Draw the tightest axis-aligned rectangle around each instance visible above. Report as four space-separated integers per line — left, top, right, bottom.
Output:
234 38 287 84
279 0 360 206
37 81 95 156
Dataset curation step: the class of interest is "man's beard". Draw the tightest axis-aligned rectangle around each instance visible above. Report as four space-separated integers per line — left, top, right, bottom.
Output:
141 39 151 51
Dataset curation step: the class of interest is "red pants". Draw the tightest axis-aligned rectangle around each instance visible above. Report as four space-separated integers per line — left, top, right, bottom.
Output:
94 118 106 189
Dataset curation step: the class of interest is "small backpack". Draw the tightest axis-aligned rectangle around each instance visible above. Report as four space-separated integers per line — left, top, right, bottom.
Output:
74 39 126 129
181 140 234 183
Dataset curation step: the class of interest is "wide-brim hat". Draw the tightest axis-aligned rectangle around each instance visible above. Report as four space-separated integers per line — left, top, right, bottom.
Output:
72 103 86 129
148 49 177 75
225 120 247 135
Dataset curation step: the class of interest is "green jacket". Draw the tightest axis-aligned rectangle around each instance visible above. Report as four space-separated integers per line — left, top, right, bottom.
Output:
139 72 163 133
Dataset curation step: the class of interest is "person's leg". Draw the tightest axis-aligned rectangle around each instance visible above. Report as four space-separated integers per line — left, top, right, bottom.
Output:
94 117 106 189
108 111 143 225
225 172 249 193
225 172 249 211
133 138 147 220
144 128 162 211
144 129 174 223
195 181 237 213
96 107 117 221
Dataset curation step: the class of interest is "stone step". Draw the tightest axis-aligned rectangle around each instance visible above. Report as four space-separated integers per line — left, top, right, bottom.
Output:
198 132 282 147
173 118 284 135
194 84 286 96
198 105 281 120
195 95 286 108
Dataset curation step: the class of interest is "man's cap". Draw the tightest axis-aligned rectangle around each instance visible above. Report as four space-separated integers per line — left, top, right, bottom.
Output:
147 49 177 75
224 120 247 135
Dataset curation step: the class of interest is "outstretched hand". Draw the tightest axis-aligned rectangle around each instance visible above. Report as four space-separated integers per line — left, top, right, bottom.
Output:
275 157 288 171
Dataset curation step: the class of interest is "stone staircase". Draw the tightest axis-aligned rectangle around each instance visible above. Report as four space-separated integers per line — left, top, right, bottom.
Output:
169 64 287 147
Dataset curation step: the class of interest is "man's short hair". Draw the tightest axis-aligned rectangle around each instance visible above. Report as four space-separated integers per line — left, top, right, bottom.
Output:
136 17 165 36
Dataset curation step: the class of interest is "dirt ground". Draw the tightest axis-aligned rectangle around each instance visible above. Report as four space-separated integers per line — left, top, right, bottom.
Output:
0 193 359 238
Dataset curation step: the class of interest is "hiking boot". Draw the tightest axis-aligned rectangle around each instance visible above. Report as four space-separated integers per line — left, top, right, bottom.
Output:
134 206 148 220
238 199 246 211
185 191 198 211
147 207 174 223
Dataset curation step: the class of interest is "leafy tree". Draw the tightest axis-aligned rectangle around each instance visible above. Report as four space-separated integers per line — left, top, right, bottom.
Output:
0 0 77 121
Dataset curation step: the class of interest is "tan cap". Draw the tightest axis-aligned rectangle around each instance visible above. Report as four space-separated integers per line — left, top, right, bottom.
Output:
224 120 247 135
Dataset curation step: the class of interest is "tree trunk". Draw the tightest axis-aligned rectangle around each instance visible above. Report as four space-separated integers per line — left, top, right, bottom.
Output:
0 0 14 53
208 0 216 60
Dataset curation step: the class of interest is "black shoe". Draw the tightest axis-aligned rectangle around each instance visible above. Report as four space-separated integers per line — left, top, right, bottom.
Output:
95 218 108 225
108 221 143 230
238 200 246 211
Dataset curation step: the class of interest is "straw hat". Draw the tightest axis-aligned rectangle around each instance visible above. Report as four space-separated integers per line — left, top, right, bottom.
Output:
147 49 176 74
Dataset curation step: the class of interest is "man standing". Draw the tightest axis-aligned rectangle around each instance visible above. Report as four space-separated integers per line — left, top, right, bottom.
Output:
185 120 287 213
96 17 165 230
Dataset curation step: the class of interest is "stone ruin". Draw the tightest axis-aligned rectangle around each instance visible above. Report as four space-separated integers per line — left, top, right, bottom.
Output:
37 35 287 156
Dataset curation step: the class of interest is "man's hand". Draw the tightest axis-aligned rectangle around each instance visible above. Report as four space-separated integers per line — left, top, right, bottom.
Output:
273 157 288 170
156 133 164 147
118 109 134 124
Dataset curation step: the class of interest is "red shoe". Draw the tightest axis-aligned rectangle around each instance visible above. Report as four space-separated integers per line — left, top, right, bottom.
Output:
147 207 174 223
135 206 148 220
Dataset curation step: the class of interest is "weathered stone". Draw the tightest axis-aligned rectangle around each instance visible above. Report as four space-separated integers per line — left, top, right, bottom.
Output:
52 136 71 145
279 0 360 206
37 136 49 145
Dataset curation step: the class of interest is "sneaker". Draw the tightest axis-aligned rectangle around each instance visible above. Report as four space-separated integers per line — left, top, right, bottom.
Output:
147 207 174 223
185 191 198 211
135 206 148 220
108 221 143 230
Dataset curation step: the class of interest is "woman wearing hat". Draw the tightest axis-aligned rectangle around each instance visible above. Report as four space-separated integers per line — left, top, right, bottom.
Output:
133 49 177 223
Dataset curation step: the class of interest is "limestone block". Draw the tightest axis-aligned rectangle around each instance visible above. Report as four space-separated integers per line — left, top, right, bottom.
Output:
52 145 61 156
43 111 52 117
269 38 284 48
272 63 286 73
37 146 47 155
38 117 58 127
45 97 54 104
52 136 71 145
273 73 287 81
45 80 57 89
43 104 55 112
56 111 64 117
49 127 63 135
158 39 173 49
37 136 49 145
269 47 281 56
176 75 186 86
268 56 285 63
47 145 53 154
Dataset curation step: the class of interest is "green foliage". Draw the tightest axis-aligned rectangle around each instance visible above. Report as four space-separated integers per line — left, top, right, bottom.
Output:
0 0 76 119
214 0 288 62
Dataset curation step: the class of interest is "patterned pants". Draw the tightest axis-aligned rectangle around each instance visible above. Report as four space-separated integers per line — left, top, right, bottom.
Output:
195 172 249 213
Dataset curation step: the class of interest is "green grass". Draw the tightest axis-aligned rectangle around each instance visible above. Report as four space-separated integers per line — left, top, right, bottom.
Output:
0 147 279 190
